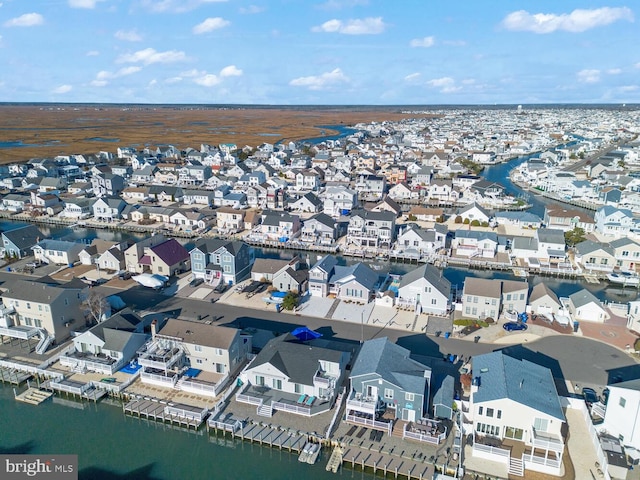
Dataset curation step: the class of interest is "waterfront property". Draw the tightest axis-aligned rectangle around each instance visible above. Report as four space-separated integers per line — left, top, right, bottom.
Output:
464 350 566 477
238 333 350 418
189 238 254 285
1 224 44 259
396 263 452 316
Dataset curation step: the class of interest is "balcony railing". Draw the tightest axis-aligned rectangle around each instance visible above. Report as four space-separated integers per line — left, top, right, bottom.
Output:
313 373 334 389
345 414 392 435
272 401 312 417
60 355 118 375
531 429 564 452
137 345 183 371
140 370 179 387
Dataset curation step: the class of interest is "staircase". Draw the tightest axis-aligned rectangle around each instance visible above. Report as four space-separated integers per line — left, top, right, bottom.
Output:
257 402 273 417
591 401 606 419
391 420 406 439
508 456 524 477
36 333 54 355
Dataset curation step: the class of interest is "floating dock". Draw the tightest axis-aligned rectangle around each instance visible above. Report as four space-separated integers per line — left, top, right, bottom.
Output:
326 446 343 472
15 387 53 405
298 442 321 464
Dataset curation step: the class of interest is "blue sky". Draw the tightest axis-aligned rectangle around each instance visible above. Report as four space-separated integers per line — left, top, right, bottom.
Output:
0 0 638 104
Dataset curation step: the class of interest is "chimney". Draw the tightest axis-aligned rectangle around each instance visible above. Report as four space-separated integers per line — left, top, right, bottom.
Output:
151 319 158 339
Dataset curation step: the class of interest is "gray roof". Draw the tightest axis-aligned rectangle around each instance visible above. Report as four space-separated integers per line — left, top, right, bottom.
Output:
330 263 378 290
398 263 451 297
33 238 82 252
495 211 542 223
455 230 498 242
575 240 614 257
512 236 538 252
536 228 565 245
472 351 564 420
569 288 603 309
529 282 560 305
463 278 502 298
351 338 430 395
432 374 455 412
250 333 344 386
1 225 44 250
350 209 395 222
311 255 338 275
609 237 640 249
1 278 84 303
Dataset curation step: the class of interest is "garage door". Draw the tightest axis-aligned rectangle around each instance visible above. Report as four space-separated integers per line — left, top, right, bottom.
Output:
537 305 553 317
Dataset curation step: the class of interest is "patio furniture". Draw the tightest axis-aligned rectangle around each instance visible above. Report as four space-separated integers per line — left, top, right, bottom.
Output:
297 394 307 405
305 395 316 406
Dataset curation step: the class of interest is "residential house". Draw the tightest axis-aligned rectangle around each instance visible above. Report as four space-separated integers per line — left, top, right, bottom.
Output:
0 277 88 345
257 211 301 241
295 170 321 191
467 351 565 477
190 238 253 285
1 193 30 212
59 309 148 375
91 173 125 198
121 186 150 203
1 225 44 259
148 185 184 203
238 333 350 416
169 210 208 231
60 197 94 219
425 179 459 204
97 246 126 272
407 206 443 222
494 211 543 229
182 189 215 207
567 289 610 323
308 255 339 297
251 258 299 282
355 174 386 200
397 264 451 315
289 192 322 213
346 338 432 425
300 213 339 245
371 197 402 217
456 203 491 224
32 239 83 265
610 237 640 271
528 283 562 317
501 280 529 314
395 224 447 259
544 206 596 233
92 197 127 222
595 206 635 237
322 185 358 217
600 379 640 452
574 240 616 272
328 263 379 303
452 231 498 258
388 182 416 201
346 209 396 250
216 207 245 234
272 266 308 294
67 181 92 196
138 238 190 277
461 278 502 320
123 234 168 273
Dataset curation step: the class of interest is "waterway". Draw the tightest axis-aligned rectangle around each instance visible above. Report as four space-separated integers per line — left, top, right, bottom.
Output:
0 386 370 480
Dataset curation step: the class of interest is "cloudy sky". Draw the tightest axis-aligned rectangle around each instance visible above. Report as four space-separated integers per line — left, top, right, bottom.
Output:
0 0 638 104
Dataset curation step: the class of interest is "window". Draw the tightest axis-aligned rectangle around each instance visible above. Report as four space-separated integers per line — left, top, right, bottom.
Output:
491 299 497 305
195 359 203 365
295 384 303 394
405 392 414 401
497 410 502 419
194 345 202 352
26 302 31 309
215 348 223 356
620 397 627 408
255 376 265 386
519 293 525 300
533 417 549 432
486 408 494 418
273 379 282 390
216 363 225 373
431 298 437 305
506 294 512 301
384 388 394 399
505 426 524 440
478 406 483 415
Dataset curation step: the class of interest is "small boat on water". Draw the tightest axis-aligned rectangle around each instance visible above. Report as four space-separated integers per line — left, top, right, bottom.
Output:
298 442 321 464
607 271 640 286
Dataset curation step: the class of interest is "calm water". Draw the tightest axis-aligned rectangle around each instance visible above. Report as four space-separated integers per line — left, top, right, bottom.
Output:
0 386 372 480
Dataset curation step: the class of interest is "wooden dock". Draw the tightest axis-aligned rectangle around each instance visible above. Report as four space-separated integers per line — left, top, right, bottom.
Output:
209 418 308 453
123 398 207 430
15 387 53 405
340 446 435 479
0 367 32 385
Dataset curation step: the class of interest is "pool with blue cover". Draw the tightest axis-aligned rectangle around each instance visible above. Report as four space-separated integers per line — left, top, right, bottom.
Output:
184 368 201 378
120 361 142 374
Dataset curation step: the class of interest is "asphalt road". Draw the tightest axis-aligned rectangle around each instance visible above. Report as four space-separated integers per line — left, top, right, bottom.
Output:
1 271 635 392
104 283 639 392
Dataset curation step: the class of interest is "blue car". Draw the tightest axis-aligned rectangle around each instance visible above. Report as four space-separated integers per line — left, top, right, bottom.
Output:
503 322 528 332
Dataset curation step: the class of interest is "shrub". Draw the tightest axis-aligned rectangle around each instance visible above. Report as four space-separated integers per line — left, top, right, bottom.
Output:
454 215 463 224
470 219 481 227
481 221 489 227
463 218 470 225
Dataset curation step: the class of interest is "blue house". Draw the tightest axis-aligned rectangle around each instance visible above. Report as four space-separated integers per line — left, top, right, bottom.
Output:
189 239 254 285
1 224 44 259
346 338 432 424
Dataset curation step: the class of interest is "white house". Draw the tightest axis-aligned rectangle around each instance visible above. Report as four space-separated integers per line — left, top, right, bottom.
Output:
397 264 451 315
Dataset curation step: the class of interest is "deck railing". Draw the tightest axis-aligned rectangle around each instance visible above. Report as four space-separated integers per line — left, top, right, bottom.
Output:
140 370 178 387
523 453 561 469
346 414 392 436
235 391 263 406
473 442 510 458
272 401 311 417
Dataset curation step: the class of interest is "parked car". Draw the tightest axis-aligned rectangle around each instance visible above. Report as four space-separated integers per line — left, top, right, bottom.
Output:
502 322 528 332
190 278 204 288
117 271 132 280
582 387 599 406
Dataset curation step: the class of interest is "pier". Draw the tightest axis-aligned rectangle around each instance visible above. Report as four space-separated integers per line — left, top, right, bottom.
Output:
14 387 53 405
123 397 207 430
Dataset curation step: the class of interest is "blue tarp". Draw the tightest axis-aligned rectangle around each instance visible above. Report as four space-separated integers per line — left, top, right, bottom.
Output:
291 326 322 341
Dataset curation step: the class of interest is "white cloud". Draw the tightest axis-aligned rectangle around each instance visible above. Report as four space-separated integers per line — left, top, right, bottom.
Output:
607 68 622 75
52 85 72 94
426 77 461 93
138 0 228 14
116 48 187 65
289 68 350 90
90 66 142 87
187 66 243 87
193 17 230 34
619 85 638 92
68 0 104 8
165 76 183 84
577 69 600 83
115 29 143 42
312 17 386 35
4 13 44 27
501 7 633 34
404 73 421 82
239 5 264 14
410 36 435 48
220 65 242 77
86 50 100 56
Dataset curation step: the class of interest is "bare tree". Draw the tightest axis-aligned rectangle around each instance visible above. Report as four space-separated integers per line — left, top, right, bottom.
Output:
83 290 109 324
